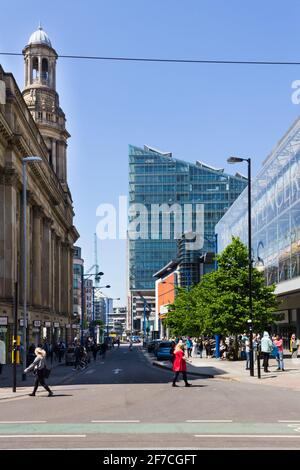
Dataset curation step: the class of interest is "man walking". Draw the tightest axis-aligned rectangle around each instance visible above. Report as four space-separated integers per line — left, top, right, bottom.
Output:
261 331 273 373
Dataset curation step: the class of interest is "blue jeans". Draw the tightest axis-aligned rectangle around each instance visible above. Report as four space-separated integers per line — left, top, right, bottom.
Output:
246 351 250 369
276 351 284 370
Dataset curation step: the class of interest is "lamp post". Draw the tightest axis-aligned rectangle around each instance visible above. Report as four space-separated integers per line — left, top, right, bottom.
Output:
80 270 105 344
22 156 42 380
227 156 253 377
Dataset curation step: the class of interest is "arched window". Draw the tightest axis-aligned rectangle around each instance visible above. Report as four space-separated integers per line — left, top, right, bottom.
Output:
32 57 39 82
42 58 49 84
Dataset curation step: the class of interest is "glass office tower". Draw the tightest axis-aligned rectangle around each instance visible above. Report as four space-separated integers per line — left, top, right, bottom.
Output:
128 145 247 333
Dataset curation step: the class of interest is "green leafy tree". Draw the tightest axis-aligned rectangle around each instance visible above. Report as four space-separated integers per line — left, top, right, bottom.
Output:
166 237 278 351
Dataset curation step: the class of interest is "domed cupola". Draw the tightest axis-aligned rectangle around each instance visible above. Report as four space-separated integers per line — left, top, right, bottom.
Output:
28 25 52 48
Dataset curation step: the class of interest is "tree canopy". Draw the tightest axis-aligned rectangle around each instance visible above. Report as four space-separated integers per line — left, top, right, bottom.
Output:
165 237 278 337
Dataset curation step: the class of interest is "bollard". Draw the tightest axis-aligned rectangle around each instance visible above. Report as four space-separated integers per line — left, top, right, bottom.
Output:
257 347 261 379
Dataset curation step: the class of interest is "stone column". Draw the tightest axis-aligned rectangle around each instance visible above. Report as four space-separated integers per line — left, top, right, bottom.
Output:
0 169 18 300
52 139 57 172
32 205 42 306
42 217 52 308
50 229 56 311
55 236 61 314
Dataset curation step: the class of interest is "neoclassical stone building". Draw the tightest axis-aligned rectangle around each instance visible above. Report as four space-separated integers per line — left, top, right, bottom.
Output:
0 26 79 361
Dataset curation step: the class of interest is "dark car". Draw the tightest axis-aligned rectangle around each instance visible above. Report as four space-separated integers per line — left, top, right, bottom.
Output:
147 339 161 353
155 341 173 361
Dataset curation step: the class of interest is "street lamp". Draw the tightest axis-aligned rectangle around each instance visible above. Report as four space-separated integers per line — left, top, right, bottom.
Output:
81 267 109 344
22 156 42 380
227 155 254 377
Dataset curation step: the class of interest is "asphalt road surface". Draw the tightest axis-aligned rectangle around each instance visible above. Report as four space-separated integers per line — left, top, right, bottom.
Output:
1 344 300 449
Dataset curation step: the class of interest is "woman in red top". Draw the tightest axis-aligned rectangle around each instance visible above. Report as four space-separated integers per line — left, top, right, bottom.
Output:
172 343 191 387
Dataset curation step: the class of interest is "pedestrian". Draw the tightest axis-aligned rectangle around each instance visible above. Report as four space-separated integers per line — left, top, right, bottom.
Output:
170 341 176 365
172 343 191 387
23 347 53 397
274 334 285 371
290 334 299 359
186 337 193 358
73 342 82 370
92 342 98 361
192 338 198 358
243 335 250 370
128 338 133 351
198 338 203 358
204 338 211 358
116 337 120 348
261 331 273 373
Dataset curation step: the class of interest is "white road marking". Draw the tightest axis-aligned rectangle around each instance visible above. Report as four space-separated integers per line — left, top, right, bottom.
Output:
0 435 86 438
278 420 300 423
91 420 140 423
187 420 233 423
194 434 300 438
86 370 95 375
112 369 123 374
0 421 47 424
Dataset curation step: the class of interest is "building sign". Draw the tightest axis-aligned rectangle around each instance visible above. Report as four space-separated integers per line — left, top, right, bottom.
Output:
274 310 289 324
44 321 51 328
33 321 41 327
19 319 24 327
66 324 71 329
53 322 60 328
72 324 79 329
0 317 8 326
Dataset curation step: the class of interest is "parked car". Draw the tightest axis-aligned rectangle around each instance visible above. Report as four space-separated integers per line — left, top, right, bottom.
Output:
65 346 75 365
147 339 161 353
155 341 173 361
132 336 141 343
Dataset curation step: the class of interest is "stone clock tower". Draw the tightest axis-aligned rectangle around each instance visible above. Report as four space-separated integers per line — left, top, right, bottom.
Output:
22 25 69 189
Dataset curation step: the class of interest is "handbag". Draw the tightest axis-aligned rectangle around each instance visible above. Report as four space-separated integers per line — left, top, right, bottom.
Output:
43 367 51 378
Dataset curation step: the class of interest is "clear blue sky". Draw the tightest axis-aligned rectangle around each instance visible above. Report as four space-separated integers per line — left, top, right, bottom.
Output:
2 0 300 305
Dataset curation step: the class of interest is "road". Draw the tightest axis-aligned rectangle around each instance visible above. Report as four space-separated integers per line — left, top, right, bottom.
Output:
1 344 300 449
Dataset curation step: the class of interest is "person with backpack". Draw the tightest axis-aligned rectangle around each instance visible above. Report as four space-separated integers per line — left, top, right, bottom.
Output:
186 337 193 358
23 347 53 397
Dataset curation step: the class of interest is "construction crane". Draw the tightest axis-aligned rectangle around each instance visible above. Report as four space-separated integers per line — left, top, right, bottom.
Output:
85 233 100 285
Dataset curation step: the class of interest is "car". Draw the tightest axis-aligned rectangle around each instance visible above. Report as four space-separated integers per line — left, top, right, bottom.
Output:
132 336 141 343
155 341 173 361
147 339 161 353
65 346 75 365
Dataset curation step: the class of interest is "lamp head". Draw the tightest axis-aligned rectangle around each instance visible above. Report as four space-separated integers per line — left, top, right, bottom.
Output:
23 156 42 163
227 156 245 164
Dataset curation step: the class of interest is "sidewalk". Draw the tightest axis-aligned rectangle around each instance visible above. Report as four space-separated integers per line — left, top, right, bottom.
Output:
0 359 66 400
145 349 300 390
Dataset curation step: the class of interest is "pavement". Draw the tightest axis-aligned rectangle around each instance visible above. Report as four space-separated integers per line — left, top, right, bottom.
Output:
143 349 300 390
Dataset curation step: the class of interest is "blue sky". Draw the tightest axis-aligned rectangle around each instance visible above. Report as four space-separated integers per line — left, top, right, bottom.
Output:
2 0 300 305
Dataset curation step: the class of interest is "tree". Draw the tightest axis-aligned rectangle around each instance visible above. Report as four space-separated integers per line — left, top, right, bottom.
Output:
166 237 278 350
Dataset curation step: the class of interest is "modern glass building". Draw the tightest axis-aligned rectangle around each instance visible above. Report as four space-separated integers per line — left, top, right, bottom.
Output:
128 144 248 333
216 116 300 341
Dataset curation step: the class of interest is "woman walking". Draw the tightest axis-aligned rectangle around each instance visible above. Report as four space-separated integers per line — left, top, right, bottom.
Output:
172 343 191 387
290 334 299 359
24 347 53 397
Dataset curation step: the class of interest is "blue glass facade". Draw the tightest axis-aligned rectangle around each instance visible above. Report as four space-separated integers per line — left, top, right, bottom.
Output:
129 145 247 292
216 117 300 289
